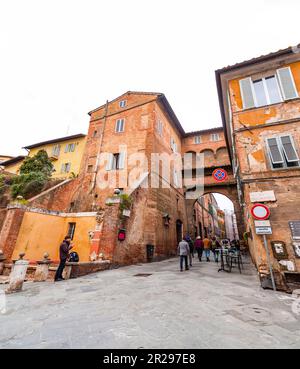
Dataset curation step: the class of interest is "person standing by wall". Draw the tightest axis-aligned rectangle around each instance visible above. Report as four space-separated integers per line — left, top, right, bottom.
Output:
54 236 73 282
194 236 204 262
178 238 190 272
203 236 211 262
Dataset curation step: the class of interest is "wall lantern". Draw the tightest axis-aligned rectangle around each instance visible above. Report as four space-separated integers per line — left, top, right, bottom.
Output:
163 213 171 227
118 228 126 241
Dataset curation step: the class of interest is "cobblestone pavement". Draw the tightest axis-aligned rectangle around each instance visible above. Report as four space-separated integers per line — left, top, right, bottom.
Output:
0 256 300 349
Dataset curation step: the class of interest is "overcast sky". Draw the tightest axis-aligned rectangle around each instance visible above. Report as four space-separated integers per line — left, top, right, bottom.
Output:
0 0 299 209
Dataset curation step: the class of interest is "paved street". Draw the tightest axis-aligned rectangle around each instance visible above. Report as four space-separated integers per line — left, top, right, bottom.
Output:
1 256 300 349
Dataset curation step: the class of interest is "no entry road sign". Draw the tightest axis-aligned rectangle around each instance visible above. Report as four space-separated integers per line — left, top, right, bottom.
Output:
212 168 228 182
251 204 270 221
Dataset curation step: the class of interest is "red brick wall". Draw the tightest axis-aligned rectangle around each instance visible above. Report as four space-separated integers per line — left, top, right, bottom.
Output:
0 209 7 233
29 179 80 212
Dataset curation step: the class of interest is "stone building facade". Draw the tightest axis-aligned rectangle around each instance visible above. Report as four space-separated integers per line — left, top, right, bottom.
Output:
216 45 300 288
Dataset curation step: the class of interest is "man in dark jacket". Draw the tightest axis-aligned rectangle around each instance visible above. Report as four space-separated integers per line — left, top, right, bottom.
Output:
54 236 73 282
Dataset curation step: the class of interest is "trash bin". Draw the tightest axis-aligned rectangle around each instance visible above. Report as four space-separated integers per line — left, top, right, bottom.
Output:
146 244 155 262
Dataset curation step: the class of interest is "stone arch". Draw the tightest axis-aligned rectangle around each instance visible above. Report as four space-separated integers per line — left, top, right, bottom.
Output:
185 184 245 240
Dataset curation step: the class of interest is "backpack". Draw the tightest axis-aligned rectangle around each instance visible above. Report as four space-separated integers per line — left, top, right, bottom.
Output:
69 251 79 262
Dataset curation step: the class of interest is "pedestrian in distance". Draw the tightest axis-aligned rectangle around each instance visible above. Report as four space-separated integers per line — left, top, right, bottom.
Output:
54 236 73 282
194 236 204 261
203 236 211 262
211 236 221 263
178 238 190 272
187 237 194 267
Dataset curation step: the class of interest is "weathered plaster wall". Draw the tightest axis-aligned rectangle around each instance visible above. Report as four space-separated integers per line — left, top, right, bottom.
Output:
11 211 96 263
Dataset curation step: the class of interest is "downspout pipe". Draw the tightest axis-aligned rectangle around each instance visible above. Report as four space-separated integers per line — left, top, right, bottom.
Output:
91 100 109 191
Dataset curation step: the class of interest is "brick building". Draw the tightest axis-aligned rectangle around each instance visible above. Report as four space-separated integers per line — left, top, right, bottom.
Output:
216 45 300 289
0 91 239 266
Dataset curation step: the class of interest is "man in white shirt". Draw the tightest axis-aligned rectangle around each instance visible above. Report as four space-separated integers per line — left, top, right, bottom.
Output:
178 239 190 272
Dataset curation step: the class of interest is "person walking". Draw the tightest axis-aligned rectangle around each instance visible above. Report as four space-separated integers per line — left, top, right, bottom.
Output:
194 236 204 261
203 236 211 262
178 238 190 272
54 236 73 282
211 236 221 263
188 238 194 267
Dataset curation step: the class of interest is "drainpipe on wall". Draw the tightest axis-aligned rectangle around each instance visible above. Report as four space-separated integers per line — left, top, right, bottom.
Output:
91 100 109 192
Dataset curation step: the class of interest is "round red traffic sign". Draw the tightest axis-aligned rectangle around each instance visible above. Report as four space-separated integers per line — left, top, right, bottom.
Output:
212 168 228 182
251 204 270 220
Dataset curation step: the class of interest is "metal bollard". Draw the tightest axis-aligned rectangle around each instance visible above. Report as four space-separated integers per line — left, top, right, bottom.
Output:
5 253 29 294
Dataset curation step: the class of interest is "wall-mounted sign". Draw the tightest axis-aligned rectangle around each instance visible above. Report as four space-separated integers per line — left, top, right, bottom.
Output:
250 191 276 203
212 168 228 182
251 204 271 221
271 241 288 260
118 229 126 241
279 260 296 272
292 242 300 258
122 209 131 217
254 220 271 227
255 226 272 235
289 221 300 240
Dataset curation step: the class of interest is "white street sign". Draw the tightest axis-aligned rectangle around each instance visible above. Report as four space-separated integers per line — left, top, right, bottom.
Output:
250 191 276 203
256 226 272 235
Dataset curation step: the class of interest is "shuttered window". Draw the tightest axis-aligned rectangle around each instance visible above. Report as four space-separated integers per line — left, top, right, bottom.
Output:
115 119 125 133
157 120 163 136
267 138 284 165
277 67 298 100
118 152 126 169
106 153 125 170
194 136 202 144
61 163 71 173
106 153 114 171
266 135 299 169
240 67 298 109
280 136 299 163
239 78 256 109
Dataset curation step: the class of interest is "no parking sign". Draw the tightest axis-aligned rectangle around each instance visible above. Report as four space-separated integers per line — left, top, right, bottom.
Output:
212 168 228 182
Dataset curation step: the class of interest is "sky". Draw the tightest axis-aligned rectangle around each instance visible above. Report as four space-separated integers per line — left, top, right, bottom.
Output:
0 0 299 211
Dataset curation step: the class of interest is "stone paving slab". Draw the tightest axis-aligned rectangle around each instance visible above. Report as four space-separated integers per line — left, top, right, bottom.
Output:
0 256 300 349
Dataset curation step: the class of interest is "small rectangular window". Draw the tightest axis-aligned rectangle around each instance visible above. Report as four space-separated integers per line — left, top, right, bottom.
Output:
52 144 60 157
195 136 202 144
119 100 126 108
211 133 220 142
61 163 71 173
157 120 163 136
107 153 125 170
170 138 177 152
115 119 125 133
65 143 76 153
67 222 76 240
87 165 93 173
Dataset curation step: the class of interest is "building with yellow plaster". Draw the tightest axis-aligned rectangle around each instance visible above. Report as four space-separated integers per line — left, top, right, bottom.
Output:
0 156 26 174
2 134 86 178
24 134 87 179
